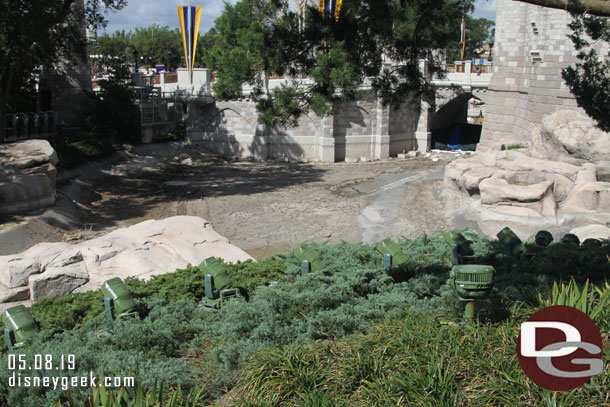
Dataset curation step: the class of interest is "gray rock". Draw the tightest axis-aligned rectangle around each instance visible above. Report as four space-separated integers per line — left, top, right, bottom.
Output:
0 216 253 304
529 109 610 162
29 263 89 302
0 140 58 215
0 284 30 303
569 224 610 241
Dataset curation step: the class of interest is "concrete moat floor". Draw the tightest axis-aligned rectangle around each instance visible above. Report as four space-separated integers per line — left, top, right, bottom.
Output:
1 144 464 259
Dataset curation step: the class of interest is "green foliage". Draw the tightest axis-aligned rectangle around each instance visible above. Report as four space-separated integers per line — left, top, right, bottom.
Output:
204 0 481 128
236 314 610 407
0 0 126 142
224 258 287 300
0 297 214 407
70 381 207 407
152 126 186 143
51 78 141 168
538 279 610 322
562 14 610 132
29 291 105 332
3 234 610 406
94 25 186 71
506 143 527 150
445 15 495 62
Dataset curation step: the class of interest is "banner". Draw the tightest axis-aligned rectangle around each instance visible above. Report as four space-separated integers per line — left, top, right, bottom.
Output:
177 5 202 73
318 0 343 21
460 17 466 60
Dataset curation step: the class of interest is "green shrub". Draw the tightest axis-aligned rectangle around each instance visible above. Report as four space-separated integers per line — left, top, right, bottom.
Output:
29 291 105 332
0 297 214 407
4 234 609 406
506 144 526 150
152 126 186 143
225 257 288 299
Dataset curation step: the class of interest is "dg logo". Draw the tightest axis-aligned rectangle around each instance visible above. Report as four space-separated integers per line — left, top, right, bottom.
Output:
517 305 604 391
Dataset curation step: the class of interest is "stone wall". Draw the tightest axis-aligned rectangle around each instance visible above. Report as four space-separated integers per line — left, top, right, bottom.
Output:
38 0 92 127
478 0 582 150
187 94 428 162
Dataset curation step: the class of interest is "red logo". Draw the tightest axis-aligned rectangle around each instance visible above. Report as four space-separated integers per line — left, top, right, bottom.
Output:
517 306 604 391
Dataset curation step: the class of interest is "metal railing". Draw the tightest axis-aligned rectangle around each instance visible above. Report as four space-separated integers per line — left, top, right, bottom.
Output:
3 111 58 142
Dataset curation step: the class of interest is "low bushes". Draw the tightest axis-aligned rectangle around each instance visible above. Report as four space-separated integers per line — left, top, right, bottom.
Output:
1 233 608 406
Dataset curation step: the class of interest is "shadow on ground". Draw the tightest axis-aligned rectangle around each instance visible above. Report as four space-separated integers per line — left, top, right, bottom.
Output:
78 157 328 232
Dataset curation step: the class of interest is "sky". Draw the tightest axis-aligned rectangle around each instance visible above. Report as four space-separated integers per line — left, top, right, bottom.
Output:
101 0 497 35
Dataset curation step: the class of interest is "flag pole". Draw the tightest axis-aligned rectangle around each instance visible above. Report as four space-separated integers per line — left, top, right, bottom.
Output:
189 0 193 83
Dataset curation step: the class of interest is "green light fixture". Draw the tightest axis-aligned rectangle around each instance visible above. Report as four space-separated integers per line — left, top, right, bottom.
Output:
534 230 553 247
199 257 239 309
101 278 138 321
375 238 407 268
450 265 495 321
294 245 325 275
443 231 475 265
496 227 526 258
561 233 580 246
2 305 40 351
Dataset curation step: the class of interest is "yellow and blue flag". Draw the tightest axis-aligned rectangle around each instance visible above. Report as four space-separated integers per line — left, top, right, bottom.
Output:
460 16 466 60
319 0 343 21
177 5 202 73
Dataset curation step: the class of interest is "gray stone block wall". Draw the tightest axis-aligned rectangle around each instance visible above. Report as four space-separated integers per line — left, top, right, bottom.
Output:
478 0 583 150
187 95 429 162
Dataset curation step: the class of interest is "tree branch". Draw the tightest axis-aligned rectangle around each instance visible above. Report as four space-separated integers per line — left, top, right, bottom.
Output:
513 0 610 17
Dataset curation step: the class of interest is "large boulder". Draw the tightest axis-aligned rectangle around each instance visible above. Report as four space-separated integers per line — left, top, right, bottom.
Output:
0 139 58 214
0 216 253 303
444 147 610 239
569 224 610 241
528 109 610 162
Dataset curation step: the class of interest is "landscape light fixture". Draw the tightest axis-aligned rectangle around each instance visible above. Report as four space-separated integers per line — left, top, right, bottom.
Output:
534 230 553 247
561 233 581 246
375 238 407 268
450 265 495 321
443 231 475 265
101 277 138 321
496 227 526 258
294 245 325 275
582 238 602 248
2 305 40 351
199 257 239 309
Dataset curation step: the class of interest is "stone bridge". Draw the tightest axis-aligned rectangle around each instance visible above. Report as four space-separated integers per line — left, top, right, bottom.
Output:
149 60 491 162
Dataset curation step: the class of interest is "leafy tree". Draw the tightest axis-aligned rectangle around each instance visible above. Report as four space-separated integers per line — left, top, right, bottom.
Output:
562 14 610 132
130 25 183 69
94 24 210 72
204 0 475 129
0 0 127 143
446 15 495 62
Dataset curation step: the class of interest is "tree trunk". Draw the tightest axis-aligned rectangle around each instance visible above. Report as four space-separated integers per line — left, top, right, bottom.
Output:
514 0 610 17
0 93 6 144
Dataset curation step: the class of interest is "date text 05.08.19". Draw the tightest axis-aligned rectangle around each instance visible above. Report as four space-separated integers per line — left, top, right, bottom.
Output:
7 354 76 371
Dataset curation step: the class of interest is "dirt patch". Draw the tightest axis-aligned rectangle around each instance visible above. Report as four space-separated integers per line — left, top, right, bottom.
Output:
5 145 459 259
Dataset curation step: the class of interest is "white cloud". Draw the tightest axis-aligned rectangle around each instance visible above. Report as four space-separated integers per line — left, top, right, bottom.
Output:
101 0 237 34
101 0 496 35
472 0 496 21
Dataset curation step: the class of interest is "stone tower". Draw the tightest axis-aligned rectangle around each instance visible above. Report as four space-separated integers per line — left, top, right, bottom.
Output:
478 0 583 150
38 0 92 128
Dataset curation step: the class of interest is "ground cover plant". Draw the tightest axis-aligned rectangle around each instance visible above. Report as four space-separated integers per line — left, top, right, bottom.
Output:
0 232 608 406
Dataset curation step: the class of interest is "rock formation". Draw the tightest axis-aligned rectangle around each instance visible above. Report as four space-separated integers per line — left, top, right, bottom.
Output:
0 216 253 303
444 110 610 239
0 140 58 215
